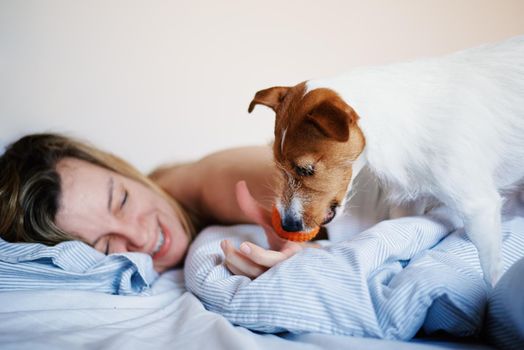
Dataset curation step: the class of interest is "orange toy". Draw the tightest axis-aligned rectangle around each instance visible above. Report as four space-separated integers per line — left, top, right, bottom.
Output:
271 206 320 242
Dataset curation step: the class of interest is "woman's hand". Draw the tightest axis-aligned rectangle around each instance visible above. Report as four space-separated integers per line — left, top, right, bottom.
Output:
220 181 319 279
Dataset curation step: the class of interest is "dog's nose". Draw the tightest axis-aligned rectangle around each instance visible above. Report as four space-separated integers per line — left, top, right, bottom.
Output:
281 215 304 232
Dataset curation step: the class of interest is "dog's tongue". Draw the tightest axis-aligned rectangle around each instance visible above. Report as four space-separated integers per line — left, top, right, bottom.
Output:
235 180 272 229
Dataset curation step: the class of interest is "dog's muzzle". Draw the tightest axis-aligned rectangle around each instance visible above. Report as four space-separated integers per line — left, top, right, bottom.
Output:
281 213 304 232
280 203 338 232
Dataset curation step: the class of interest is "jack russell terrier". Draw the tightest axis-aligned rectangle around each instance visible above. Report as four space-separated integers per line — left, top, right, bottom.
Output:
248 35 524 286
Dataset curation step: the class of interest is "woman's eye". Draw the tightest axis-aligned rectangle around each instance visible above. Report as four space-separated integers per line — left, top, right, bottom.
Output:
120 189 128 209
94 237 110 255
104 241 110 255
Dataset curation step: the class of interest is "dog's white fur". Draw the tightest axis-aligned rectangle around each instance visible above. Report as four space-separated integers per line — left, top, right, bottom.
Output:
307 35 524 285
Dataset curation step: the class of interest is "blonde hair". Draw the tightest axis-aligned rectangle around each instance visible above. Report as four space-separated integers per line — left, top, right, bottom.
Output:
0 133 196 245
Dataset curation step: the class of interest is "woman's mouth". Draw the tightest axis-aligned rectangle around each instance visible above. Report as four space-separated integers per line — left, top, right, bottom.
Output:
152 221 171 260
152 229 165 254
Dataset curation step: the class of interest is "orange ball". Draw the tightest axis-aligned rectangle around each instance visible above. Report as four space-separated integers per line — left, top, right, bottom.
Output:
271 206 320 242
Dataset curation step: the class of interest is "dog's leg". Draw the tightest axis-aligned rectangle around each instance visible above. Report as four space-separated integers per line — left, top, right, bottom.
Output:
458 191 503 287
388 198 427 219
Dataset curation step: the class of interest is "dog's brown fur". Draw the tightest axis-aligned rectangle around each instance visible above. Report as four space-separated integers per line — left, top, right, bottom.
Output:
249 83 366 230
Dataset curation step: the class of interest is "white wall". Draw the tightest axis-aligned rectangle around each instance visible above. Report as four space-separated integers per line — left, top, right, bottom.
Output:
1 0 523 172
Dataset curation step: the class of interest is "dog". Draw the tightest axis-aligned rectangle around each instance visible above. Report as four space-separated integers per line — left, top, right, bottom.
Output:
248 35 524 286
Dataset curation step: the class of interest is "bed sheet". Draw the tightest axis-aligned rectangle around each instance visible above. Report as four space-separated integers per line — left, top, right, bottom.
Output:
0 268 494 350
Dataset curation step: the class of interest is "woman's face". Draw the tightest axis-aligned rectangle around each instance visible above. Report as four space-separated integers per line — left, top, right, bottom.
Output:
55 157 189 273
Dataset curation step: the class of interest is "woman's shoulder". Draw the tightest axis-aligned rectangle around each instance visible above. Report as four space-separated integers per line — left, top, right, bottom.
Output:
149 145 276 226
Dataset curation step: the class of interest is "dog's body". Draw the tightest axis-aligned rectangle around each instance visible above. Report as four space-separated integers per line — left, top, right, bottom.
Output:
249 35 524 285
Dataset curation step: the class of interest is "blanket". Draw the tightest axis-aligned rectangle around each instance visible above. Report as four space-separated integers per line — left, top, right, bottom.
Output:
184 207 524 341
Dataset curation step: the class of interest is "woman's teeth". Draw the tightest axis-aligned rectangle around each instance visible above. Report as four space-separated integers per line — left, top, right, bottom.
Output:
153 229 165 255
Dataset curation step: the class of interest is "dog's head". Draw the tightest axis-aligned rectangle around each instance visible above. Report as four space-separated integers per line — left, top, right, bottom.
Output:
249 82 365 233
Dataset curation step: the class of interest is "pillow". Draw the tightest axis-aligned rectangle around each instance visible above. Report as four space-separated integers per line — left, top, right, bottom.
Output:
0 237 158 295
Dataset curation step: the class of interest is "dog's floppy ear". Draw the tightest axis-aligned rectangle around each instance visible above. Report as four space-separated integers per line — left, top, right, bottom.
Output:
248 86 290 113
306 98 357 142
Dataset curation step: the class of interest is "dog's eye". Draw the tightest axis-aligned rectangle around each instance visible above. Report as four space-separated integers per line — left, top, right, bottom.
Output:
294 164 315 177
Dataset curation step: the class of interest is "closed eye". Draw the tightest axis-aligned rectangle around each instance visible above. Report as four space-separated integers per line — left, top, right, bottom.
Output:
103 235 115 255
120 189 128 209
294 164 315 177
93 236 110 255
104 239 110 255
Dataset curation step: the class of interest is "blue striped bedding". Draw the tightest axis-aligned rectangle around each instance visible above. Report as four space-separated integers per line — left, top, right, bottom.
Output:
0 206 522 348
0 238 158 295
184 208 524 343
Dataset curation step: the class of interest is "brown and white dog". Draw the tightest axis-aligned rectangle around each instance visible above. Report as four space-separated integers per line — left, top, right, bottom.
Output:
248 35 524 286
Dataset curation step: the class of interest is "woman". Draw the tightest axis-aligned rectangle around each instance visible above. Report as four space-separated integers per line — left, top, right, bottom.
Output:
0 133 309 277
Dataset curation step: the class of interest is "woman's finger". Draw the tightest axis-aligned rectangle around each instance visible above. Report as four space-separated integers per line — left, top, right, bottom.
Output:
238 241 288 268
263 226 292 251
280 243 304 257
234 180 309 257
261 224 307 253
235 180 272 229
235 180 301 251
220 240 267 279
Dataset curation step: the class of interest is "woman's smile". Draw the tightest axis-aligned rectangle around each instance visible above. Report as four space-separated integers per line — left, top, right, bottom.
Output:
152 220 171 259
55 157 189 272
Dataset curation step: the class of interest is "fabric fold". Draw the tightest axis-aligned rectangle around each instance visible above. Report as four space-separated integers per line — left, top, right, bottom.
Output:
184 213 524 341
0 238 158 295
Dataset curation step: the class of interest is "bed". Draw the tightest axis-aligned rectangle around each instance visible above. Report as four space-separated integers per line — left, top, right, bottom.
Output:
0 269 500 350
1 179 523 349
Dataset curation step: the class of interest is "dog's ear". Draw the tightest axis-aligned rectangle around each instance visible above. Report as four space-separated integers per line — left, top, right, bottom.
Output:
306 98 357 142
248 86 290 113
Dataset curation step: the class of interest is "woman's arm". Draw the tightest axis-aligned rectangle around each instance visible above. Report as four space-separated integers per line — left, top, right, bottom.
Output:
150 146 319 279
149 145 278 226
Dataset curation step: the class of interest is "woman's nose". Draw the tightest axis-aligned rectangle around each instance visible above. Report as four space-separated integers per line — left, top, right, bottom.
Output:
126 233 148 251
128 230 150 251
119 221 151 252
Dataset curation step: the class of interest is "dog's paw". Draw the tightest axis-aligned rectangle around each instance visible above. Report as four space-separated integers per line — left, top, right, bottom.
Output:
481 255 503 288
